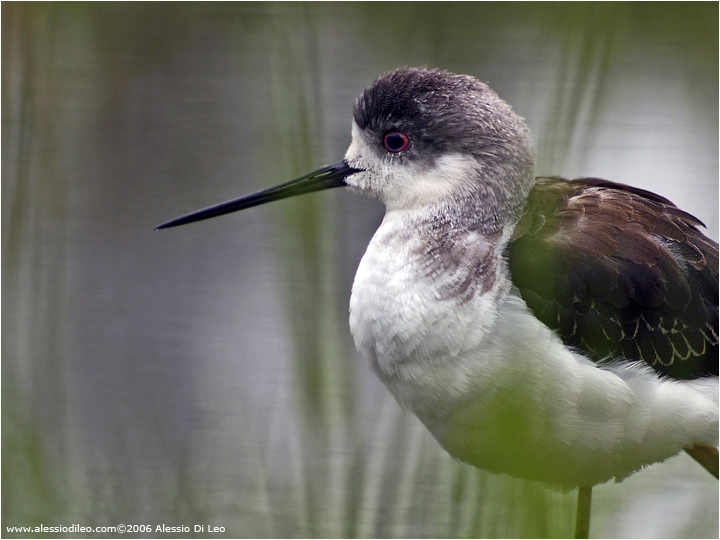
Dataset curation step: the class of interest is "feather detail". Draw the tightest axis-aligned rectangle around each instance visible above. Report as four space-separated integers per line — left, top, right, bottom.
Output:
508 177 719 379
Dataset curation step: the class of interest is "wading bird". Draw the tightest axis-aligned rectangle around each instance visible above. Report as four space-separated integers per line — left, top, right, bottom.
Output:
157 68 718 538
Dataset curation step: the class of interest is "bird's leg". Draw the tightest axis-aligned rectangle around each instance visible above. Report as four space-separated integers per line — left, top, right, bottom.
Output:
574 485 592 539
685 444 719 478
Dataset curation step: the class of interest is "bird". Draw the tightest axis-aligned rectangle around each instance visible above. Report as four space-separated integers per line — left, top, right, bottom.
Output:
157 67 719 537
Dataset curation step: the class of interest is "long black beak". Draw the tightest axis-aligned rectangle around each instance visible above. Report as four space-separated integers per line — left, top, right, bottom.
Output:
155 161 361 230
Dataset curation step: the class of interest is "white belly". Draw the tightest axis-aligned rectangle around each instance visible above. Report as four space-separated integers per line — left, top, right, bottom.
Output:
349 213 719 487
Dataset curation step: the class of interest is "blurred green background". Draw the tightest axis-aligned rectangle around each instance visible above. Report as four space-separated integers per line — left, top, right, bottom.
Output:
3 2 718 538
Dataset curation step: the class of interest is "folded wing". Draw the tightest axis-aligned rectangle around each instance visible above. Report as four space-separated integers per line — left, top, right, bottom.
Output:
508 177 718 379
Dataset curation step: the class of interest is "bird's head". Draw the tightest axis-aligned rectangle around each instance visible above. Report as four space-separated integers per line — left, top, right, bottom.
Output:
345 68 535 230
156 67 535 233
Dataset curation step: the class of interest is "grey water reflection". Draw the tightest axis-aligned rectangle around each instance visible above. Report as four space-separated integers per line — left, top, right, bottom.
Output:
3 3 717 538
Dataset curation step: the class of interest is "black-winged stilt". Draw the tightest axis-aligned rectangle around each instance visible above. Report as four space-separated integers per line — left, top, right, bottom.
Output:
157 68 718 537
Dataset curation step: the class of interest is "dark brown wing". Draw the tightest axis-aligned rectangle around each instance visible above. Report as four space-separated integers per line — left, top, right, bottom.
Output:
507 177 718 380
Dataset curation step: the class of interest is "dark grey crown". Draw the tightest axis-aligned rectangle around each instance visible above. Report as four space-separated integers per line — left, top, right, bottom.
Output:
354 68 533 163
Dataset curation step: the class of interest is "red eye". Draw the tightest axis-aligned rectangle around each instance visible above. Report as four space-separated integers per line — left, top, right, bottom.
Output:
383 131 409 153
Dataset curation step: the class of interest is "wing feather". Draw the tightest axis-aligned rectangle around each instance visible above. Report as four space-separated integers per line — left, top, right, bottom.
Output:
507 177 718 379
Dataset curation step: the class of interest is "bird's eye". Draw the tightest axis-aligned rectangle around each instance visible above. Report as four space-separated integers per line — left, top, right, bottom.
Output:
383 131 410 153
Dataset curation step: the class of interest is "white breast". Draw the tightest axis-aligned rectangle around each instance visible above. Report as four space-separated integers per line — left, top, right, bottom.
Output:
349 210 511 414
349 210 719 488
